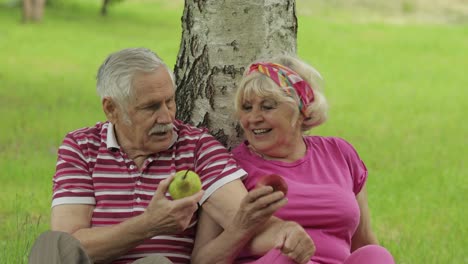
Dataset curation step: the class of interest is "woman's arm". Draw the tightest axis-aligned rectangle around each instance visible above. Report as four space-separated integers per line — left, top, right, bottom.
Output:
192 186 287 264
351 185 379 251
202 179 315 263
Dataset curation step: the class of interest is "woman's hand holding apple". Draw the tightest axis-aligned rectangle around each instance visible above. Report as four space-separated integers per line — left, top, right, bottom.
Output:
227 185 287 239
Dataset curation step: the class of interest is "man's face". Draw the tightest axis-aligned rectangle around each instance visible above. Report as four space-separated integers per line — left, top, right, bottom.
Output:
113 68 177 154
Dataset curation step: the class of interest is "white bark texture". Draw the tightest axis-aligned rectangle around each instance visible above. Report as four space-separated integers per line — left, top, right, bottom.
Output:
175 0 297 148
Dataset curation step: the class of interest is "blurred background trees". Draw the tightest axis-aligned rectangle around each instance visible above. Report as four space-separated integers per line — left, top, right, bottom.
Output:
14 0 468 24
22 0 45 22
20 0 124 22
101 0 124 16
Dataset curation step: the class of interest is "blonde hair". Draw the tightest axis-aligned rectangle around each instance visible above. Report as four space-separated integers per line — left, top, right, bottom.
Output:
235 55 328 131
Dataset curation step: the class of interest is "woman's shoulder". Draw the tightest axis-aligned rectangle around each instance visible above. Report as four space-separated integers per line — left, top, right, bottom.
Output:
231 141 250 157
305 135 361 157
305 135 353 148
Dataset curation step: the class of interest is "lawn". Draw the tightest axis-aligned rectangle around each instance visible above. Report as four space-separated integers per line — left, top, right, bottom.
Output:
0 0 466 263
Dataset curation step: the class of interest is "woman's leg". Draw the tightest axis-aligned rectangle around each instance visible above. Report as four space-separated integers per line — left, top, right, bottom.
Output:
344 245 394 264
238 249 316 264
29 231 92 264
132 255 173 264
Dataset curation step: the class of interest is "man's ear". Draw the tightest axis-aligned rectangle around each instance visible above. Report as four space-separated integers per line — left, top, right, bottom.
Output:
102 97 118 123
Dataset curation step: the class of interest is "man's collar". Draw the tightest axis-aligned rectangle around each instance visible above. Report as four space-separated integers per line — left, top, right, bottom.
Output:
106 122 120 150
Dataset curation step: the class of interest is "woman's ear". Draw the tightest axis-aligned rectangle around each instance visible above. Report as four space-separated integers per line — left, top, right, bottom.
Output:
293 112 309 133
102 97 118 123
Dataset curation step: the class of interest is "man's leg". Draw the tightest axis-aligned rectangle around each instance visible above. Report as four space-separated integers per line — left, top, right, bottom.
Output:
29 231 92 264
132 255 173 264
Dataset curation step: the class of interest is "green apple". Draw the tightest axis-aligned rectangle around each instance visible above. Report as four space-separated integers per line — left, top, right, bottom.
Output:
168 170 202 199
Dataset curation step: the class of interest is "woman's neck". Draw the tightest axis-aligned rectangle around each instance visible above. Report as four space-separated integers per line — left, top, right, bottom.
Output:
248 137 307 163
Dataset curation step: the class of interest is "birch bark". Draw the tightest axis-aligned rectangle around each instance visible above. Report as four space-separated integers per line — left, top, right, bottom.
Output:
175 0 297 148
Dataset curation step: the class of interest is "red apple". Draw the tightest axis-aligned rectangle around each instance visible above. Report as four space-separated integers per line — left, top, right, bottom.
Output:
256 174 288 195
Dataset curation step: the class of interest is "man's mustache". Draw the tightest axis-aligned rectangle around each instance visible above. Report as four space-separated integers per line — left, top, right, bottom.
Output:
148 123 173 135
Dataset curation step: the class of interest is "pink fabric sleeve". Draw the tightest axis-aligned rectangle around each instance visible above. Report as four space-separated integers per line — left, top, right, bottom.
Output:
333 137 368 194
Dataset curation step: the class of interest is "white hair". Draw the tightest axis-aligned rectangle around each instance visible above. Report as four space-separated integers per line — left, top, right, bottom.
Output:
96 47 175 123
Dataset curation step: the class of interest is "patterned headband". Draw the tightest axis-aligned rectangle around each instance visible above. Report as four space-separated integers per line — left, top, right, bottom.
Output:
248 62 315 115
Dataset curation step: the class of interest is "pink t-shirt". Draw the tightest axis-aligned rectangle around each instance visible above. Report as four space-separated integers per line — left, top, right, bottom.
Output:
232 136 368 264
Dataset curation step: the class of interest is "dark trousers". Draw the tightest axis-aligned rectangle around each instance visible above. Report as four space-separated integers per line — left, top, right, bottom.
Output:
29 231 173 264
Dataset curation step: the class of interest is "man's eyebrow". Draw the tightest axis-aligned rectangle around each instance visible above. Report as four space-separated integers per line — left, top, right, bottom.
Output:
138 96 174 109
137 100 161 109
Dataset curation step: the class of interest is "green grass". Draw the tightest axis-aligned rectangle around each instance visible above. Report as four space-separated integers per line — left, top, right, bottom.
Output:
0 0 466 263
299 18 467 263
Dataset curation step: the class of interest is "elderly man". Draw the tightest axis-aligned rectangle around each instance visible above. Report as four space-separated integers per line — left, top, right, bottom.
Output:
28 48 314 264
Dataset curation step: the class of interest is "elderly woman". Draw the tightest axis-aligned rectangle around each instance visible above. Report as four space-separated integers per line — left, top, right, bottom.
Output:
191 55 394 264
232 55 394 264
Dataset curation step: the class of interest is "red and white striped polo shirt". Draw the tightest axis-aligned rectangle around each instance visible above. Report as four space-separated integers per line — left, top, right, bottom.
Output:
52 120 246 263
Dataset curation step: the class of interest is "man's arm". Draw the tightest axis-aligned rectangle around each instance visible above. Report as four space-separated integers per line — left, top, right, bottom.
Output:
201 179 315 263
52 204 154 263
51 176 203 263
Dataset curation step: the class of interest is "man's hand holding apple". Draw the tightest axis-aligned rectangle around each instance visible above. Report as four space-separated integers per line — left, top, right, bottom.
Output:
143 174 204 236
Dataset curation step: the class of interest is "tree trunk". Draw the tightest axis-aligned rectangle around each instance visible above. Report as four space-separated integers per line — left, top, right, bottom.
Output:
22 0 46 22
101 0 110 16
175 0 297 148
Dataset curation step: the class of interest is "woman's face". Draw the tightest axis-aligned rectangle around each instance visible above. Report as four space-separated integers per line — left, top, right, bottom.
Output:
238 94 302 157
